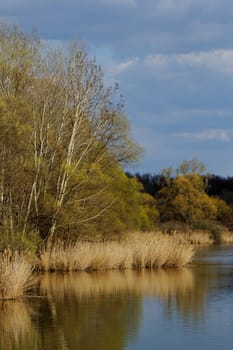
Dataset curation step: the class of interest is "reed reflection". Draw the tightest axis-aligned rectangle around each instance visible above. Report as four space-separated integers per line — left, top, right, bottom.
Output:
37 271 142 350
0 300 36 350
38 268 203 349
0 267 212 350
39 268 195 301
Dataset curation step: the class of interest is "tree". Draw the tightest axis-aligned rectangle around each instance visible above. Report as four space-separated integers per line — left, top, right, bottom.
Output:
157 170 217 224
176 159 206 176
0 24 142 246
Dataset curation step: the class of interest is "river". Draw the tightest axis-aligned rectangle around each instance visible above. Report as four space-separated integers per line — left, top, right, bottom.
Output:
1 245 233 350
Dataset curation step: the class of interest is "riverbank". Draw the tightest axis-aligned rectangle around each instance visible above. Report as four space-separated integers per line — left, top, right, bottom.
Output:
0 232 194 300
2 228 233 300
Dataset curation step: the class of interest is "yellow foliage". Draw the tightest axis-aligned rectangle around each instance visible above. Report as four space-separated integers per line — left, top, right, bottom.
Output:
158 173 218 224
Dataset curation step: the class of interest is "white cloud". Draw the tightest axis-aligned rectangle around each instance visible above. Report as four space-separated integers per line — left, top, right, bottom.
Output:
144 50 233 74
181 129 231 142
144 55 168 68
108 58 139 78
176 50 233 73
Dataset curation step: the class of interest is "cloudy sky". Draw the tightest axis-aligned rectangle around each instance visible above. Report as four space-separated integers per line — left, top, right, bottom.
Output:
1 0 233 176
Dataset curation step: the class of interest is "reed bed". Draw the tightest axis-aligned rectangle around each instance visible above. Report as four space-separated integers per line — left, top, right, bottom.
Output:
222 230 233 244
174 230 214 245
175 229 233 245
38 233 195 272
0 251 33 300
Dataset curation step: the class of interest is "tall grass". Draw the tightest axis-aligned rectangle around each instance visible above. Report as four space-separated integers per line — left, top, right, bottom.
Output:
0 251 33 300
38 233 195 272
222 230 233 244
174 230 214 245
175 229 233 245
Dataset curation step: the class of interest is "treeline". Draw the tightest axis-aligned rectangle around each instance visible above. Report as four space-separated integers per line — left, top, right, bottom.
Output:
130 159 233 230
134 172 233 203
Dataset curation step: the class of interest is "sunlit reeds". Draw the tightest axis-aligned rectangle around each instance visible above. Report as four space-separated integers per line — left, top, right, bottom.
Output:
222 230 233 244
38 233 195 272
0 251 33 300
175 228 233 245
174 230 214 245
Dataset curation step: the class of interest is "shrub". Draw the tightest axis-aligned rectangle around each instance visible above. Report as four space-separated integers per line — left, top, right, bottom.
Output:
0 251 33 300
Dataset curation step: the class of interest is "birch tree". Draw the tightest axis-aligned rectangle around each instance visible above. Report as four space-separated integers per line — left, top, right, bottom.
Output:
0 25 142 244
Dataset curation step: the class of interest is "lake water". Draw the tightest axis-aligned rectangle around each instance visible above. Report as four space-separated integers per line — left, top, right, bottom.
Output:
1 245 233 350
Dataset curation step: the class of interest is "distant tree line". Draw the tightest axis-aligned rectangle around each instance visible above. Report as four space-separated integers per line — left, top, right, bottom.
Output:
134 172 233 203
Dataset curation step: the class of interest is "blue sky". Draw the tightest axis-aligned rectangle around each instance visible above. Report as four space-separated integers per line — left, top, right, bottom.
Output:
1 0 233 175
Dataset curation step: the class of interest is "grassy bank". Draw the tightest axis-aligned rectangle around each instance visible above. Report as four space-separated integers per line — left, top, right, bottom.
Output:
37 233 194 272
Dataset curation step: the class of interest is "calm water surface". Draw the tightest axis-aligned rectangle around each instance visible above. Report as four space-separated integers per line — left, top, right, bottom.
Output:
1 245 233 350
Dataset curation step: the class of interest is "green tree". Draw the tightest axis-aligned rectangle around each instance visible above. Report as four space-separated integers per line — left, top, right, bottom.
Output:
157 172 217 224
0 96 40 248
0 24 142 246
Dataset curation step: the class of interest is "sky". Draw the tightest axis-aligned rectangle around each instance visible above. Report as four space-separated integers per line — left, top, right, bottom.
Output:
1 0 233 176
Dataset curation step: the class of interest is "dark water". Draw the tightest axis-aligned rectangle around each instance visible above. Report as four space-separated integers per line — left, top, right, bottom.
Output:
1 246 233 350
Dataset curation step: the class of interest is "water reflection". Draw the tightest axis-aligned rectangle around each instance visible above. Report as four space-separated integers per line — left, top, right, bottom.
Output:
0 259 231 350
0 268 198 350
0 301 36 350
36 272 142 350
39 268 194 300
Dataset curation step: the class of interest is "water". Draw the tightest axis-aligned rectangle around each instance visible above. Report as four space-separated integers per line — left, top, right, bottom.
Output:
1 245 233 350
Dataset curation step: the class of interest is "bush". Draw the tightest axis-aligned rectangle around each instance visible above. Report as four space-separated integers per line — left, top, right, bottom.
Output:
192 221 223 244
0 228 41 252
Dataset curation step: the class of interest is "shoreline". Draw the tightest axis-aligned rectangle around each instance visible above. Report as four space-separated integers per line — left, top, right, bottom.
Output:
0 232 194 300
1 229 233 300
37 232 195 272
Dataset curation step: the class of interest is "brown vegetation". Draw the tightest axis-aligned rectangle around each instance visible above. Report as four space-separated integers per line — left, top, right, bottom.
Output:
37 232 195 272
221 230 233 244
0 251 33 300
171 230 214 245
0 232 195 299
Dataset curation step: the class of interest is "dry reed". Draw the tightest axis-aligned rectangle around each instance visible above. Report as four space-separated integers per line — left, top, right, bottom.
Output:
174 230 214 245
222 230 233 244
0 251 33 300
38 233 195 272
